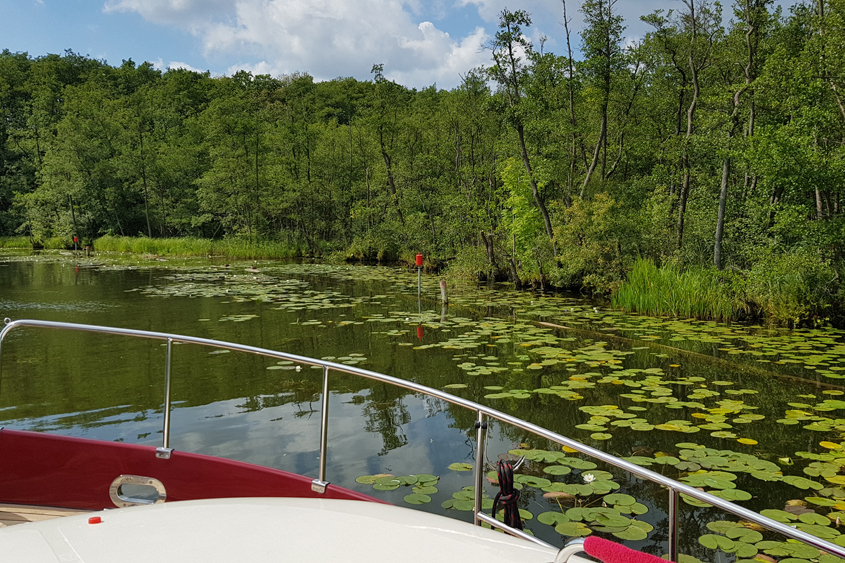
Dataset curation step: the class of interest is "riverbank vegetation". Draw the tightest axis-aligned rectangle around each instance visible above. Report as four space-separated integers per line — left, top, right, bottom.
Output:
1 1 843 325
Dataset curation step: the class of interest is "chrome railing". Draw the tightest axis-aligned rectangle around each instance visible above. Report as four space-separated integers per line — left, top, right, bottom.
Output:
2 318 845 560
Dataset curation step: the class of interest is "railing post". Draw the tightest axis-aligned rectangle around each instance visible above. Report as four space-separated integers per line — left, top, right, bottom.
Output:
669 487 680 562
473 411 487 525
312 365 331 494
156 337 174 459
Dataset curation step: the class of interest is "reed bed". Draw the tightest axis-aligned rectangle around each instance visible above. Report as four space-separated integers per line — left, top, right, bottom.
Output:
612 259 743 322
94 236 303 259
0 237 31 248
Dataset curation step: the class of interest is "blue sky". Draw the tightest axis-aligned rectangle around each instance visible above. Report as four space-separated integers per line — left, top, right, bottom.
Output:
2 0 797 90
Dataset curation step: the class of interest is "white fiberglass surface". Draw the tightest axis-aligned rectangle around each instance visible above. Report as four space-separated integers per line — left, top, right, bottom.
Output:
0 498 559 563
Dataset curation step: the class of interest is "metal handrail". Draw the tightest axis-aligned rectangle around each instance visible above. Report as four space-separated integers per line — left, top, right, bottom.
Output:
2 318 845 559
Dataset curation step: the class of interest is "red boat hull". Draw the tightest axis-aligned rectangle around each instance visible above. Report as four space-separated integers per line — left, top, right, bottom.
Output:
0 429 380 510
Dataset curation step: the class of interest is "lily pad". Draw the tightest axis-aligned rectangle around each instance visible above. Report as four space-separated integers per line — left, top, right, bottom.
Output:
404 493 432 504
555 521 592 537
447 462 474 472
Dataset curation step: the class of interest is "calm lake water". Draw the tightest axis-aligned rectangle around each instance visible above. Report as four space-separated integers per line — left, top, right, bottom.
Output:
3 252 845 557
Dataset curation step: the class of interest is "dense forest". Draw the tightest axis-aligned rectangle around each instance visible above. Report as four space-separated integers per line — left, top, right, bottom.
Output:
1 1 843 325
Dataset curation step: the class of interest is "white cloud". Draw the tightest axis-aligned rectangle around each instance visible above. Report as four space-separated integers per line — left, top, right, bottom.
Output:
104 0 492 89
168 60 208 73
108 0 798 88
151 58 208 73
226 60 276 77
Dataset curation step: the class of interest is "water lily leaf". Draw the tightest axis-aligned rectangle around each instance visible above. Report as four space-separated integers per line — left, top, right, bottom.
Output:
784 544 822 559
555 521 592 537
622 456 654 466
784 476 823 490
589 480 620 493
560 484 595 496
404 493 432 504
712 489 753 502
560 458 598 470
751 471 783 482
544 465 572 476
594 513 631 528
603 493 636 506
538 511 570 526
707 521 743 534
806 496 840 506
676 442 705 449
760 509 797 522
795 523 840 539
448 463 473 471
373 483 400 491
613 527 648 541
704 477 737 490
413 485 438 495
653 456 681 465
576 423 608 431
591 432 612 440
734 544 759 558
700 534 736 551
726 528 764 543
629 503 649 515
681 494 712 508
451 499 475 511
798 512 830 525
519 508 533 520
676 461 702 471
517 475 552 488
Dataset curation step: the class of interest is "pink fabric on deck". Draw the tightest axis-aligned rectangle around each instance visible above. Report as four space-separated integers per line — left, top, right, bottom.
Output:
584 536 672 563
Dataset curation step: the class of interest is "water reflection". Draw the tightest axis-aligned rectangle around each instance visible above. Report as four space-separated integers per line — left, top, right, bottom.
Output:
3 257 845 556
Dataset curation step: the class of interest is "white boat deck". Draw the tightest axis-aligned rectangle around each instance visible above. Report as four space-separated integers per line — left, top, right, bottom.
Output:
0 497 562 563
0 503 88 527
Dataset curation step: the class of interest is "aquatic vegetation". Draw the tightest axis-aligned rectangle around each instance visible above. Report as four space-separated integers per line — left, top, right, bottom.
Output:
612 259 745 322
95 235 304 259
8 256 845 556
0 237 30 249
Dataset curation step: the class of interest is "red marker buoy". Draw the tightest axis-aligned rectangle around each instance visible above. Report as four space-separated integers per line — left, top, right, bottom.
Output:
415 253 423 267
417 326 424 341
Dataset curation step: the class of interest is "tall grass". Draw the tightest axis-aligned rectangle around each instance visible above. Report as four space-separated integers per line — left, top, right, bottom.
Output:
0 236 31 249
94 236 304 259
612 258 744 322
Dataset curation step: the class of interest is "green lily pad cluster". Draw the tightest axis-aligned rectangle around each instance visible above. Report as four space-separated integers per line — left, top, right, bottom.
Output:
537 495 653 540
758 508 843 542
698 518 845 563
356 473 440 505
441 486 496 512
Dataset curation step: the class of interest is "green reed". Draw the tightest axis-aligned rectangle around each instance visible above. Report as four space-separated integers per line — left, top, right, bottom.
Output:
612 258 744 322
94 236 304 259
0 236 31 248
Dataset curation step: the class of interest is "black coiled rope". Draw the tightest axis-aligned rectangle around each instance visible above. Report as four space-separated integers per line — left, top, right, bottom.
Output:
492 460 522 530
